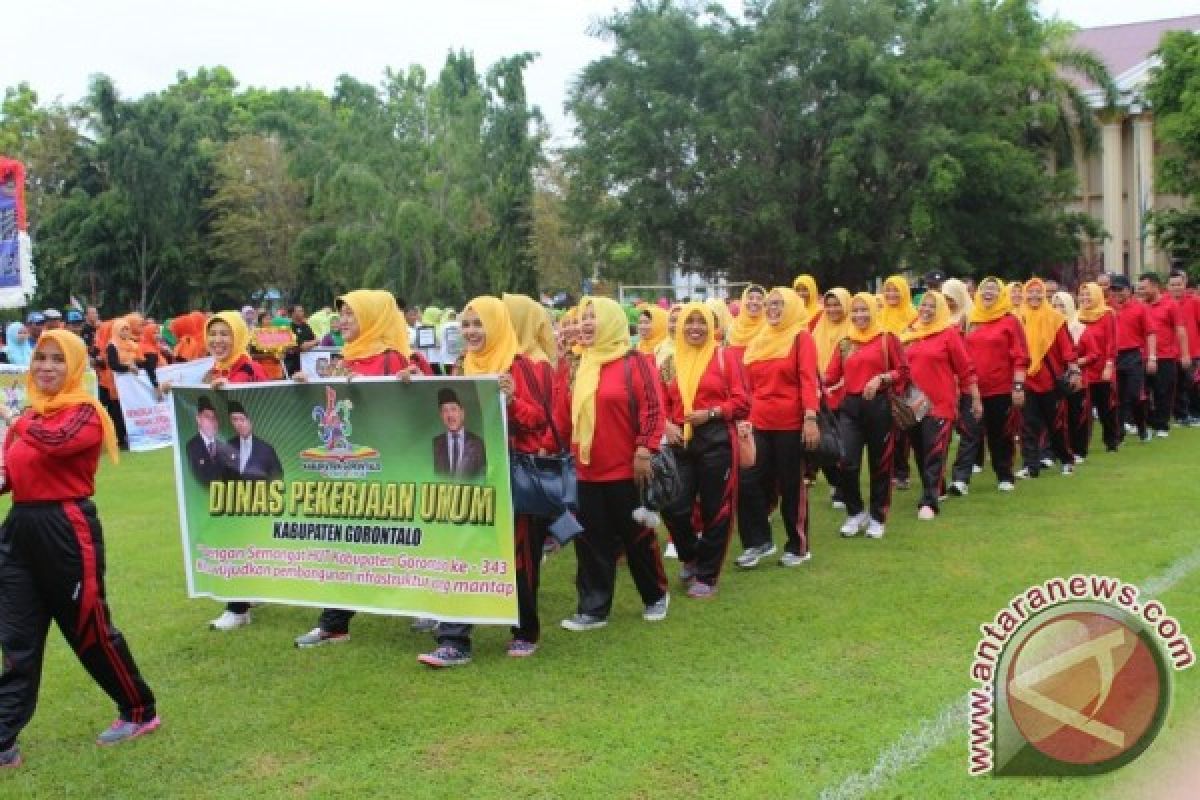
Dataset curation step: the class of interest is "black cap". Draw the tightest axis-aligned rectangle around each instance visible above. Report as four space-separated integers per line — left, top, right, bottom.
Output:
437 388 461 407
196 396 216 413
923 269 946 285
1110 275 1131 290
227 400 247 416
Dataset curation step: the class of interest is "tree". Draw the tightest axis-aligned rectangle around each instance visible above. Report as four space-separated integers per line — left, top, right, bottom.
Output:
1147 30 1200 273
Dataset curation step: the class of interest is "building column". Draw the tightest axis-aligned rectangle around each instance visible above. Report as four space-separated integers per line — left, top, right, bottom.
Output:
1101 117 1125 275
1133 113 1156 273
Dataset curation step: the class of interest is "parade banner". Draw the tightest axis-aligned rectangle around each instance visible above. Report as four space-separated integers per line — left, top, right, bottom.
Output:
170 377 517 623
300 348 341 377
114 358 213 451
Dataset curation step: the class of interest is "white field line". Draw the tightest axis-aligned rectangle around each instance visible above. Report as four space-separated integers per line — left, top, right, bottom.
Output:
816 547 1200 800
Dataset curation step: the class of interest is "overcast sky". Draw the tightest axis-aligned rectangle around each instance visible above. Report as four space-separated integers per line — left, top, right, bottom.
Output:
8 0 1199 144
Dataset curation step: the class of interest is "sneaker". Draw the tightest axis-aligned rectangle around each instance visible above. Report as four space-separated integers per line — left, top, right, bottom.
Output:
1188 418 1200 428
865 518 886 539
779 552 812 567
209 610 251 631
417 645 471 668
997 481 1016 492
894 478 911 491
294 627 350 648
971 465 983 474
1140 432 1153 443
1073 455 1085 465
0 744 21 769
643 593 670 622
687 581 717 599
759 542 777 558
1061 464 1074 476
679 561 697 584
1124 422 1137 434
561 613 608 632
840 512 868 537
917 506 936 521
507 639 538 658
1015 467 1033 479
1040 457 1055 469
735 546 764 569
96 716 161 746
948 480 968 497
410 617 438 633
663 542 679 559
1155 430 1169 439
831 500 847 510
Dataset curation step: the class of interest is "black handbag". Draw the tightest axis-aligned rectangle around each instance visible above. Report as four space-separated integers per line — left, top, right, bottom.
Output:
508 360 578 520
809 392 845 469
625 353 683 512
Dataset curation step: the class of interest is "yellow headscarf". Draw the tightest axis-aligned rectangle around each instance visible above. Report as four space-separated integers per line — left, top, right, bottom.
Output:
812 288 852 371
502 293 556 364
940 278 973 327
968 277 1012 324
706 298 733 345
792 274 821 318
205 311 251 371
1018 279 1065 377
728 285 767 347
847 292 885 343
880 275 918 334
636 306 668 356
339 289 410 361
673 302 718 441
743 288 809 365
25 330 119 463
462 296 520 376
560 306 583 356
1077 282 1113 324
902 290 953 342
571 297 631 465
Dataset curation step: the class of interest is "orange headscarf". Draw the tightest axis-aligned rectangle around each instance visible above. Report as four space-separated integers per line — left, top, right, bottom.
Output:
171 311 209 361
1018 279 1065 377
26 331 119 463
138 323 163 360
110 317 140 366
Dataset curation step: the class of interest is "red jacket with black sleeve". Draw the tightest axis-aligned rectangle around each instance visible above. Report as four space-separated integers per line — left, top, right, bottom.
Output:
4 404 102 502
663 348 751 426
1078 314 1117 386
904 328 976 420
824 333 910 397
507 355 557 455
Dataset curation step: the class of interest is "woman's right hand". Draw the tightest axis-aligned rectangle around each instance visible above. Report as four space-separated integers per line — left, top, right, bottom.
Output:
292 372 310 383
664 422 683 446
802 417 820 448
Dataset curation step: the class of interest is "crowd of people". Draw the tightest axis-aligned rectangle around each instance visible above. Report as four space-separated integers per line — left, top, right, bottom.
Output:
0 268 1196 765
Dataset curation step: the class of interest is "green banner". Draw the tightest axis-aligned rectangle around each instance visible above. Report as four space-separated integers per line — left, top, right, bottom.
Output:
171 377 517 624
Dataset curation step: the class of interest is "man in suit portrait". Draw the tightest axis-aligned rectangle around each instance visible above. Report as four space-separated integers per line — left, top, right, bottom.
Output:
186 395 238 486
432 388 486 478
227 400 284 481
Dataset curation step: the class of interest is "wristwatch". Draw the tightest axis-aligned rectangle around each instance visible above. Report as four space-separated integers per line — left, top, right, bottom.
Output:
708 408 718 420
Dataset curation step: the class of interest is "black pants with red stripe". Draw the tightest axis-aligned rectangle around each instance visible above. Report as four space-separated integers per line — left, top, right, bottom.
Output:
837 394 895 523
1089 381 1121 452
910 415 953 512
1066 387 1091 458
662 422 735 586
573 479 667 619
0 500 156 748
737 429 811 557
1021 389 1072 473
436 514 548 653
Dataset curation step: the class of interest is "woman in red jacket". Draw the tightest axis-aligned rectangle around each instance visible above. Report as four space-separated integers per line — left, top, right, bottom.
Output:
902 291 980 520
1052 291 1092 461
1016 279 1081 478
0 331 159 767
556 296 668 631
1076 282 1120 453
825 293 910 538
738 288 821 566
294 290 433 648
660 302 750 597
419 296 555 666
955 278 1029 493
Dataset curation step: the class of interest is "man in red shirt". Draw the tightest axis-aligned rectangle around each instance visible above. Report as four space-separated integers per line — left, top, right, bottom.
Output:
1167 270 1200 425
1111 275 1156 442
1139 272 1190 436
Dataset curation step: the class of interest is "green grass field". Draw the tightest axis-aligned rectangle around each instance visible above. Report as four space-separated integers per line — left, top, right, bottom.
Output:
3 431 1199 799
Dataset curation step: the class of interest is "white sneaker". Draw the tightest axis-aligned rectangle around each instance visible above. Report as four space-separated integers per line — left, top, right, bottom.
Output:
948 480 968 497
865 518 886 539
997 481 1015 492
1061 464 1074 476
663 542 679 559
1015 467 1032 479
971 465 983 474
210 610 251 631
1155 430 1169 439
779 552 812 567
1073 455 1085 465
839 512 868 537
831 500 847 510
1040 457 1054 469
917 506 936 521
1124 422 1137 434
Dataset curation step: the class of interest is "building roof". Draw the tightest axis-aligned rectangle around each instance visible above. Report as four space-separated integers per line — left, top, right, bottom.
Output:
1071 14 1200 92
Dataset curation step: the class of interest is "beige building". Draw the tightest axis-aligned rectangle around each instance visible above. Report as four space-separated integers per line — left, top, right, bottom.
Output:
1069 14 1200 277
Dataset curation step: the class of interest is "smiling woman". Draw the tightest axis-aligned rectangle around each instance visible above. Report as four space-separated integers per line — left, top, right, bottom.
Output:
0 331 160 768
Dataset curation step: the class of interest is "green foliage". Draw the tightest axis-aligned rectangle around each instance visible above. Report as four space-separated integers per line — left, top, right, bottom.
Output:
1147 31 1200 272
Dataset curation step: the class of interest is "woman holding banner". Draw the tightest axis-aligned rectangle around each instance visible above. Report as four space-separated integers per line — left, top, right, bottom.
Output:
556 296 669 632
103 317 142 451
294 290 432 648
418 295 557 667
0 331 159 768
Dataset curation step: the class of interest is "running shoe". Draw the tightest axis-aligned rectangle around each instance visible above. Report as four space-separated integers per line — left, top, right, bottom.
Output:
417 645 472 668
779 552 812 567
839 512 869 537
561 614 608 632
507 639 538 658
643 593 670 622
209 610 251 631
686 582 717 599
948 481 969 497
293 628 350 648
0 744 21 769
865 519 886 539
96 716 161 746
